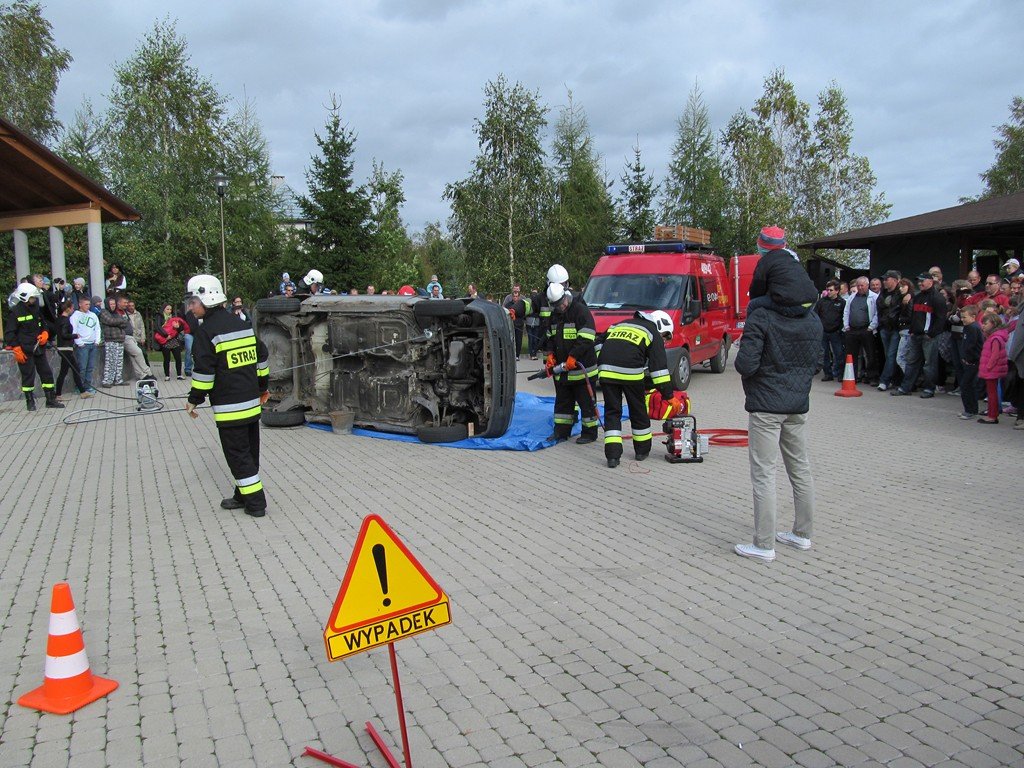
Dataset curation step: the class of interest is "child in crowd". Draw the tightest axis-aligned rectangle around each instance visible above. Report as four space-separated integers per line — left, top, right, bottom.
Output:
958 305 983 419
978 313 1009 424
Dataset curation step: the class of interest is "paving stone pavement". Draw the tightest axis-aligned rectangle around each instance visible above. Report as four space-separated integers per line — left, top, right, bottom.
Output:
0 362 1022 768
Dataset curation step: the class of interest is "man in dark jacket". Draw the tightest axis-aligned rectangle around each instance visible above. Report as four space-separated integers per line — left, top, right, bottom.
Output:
875 270 903 390
733 262 822 563
891 272 948 398
815 280 846 381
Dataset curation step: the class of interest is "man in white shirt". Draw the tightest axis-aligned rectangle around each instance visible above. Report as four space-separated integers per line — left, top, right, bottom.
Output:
70 296 101 394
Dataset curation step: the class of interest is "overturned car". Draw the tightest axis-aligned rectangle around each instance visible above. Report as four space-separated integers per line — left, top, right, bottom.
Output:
255 294 517 442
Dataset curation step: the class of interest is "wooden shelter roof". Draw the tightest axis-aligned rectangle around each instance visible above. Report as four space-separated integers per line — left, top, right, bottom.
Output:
0 115 140 231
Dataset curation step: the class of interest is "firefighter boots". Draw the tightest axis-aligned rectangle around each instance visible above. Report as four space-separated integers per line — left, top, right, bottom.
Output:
220 497 245 510
44 390 65 409
25 393 36 411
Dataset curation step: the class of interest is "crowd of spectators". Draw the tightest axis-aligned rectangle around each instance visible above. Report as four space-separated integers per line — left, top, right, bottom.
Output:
818 260 1024 426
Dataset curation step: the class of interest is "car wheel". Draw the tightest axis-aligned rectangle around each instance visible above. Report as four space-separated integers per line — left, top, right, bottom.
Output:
255 296 302 314
671 347 692 390
709 338 729 373
261 406 306 427
413 299 465 319
416 424 469 443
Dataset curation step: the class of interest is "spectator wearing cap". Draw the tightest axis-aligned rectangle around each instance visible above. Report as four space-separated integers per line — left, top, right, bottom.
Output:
876 270 903 390
964 274 1010 310
1003 258 1022 282
279 272 297 295
892 272 948 398
747 226 819 316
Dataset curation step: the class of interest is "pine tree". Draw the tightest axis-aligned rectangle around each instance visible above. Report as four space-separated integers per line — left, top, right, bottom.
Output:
546 91 616 285
298 96 373 290
616 140 656 241
661 83 729 243
367 160 417 290
0 1 71 143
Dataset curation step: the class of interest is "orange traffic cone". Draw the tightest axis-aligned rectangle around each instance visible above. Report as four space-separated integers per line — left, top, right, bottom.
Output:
18 582 118 714
834 354 863 398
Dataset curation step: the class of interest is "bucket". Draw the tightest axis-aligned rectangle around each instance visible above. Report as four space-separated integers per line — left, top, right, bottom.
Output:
329 410 354 434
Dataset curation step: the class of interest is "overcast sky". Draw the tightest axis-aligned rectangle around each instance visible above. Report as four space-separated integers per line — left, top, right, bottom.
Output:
43 0 1022 237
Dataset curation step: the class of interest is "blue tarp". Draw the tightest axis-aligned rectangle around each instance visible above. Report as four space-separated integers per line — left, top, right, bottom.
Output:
307 391 625 451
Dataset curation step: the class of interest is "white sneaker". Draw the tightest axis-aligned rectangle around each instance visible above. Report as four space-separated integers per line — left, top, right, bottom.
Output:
776 531 812 550
876 383 888 391
734 543 775 561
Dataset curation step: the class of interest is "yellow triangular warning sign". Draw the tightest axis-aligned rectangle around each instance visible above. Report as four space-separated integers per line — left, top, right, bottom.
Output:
323 515 451 661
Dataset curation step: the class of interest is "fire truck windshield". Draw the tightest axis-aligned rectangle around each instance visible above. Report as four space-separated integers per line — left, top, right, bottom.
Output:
583 274 688 310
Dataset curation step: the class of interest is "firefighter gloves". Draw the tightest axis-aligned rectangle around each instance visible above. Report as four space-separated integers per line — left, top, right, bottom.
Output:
36 330 49 346
565 355 577 371
11 346 28 364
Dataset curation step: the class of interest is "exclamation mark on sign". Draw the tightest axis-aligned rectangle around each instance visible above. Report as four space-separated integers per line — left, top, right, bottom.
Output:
372 544 391 607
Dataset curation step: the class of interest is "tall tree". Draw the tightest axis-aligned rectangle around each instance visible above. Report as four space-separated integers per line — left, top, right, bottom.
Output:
980 96 1024 198
221 96 285 300
661 83 729 244
298 96 373 290
445 74 549 289
616 140 657 241
58 98 107 182
546 91 615 284
720 110 785 255
0 1 71 143
104 18 226 310
410 221 463 293
367 160 417 290
808 83 890 247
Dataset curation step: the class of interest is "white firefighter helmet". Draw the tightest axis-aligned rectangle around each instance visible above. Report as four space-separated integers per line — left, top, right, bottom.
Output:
303 269 323 287
186 274 227 308
547 282 570 306
14 282 41 304
546 263 569 285
643 310 674 341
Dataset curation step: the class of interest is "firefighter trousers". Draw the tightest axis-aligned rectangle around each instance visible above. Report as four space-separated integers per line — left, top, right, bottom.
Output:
17 353 55 393
601 381 652 460
553 375 599 440
217 421 266 511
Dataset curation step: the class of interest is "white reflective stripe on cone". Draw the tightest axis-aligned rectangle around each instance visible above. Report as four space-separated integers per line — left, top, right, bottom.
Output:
44 649 90 679
844 361 855 378
48 609 81 636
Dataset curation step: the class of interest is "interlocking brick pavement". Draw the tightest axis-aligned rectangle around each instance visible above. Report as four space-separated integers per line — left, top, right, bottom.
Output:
0 362 1022 767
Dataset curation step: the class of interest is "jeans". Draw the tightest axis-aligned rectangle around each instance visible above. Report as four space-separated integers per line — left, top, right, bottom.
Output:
900 334 939 393
747 412 815 551
75 343 98 392
879 327 900 386
184 333 194 375
821 330 844 378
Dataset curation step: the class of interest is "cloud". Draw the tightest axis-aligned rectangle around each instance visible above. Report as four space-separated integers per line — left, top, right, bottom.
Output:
43 0 1024 235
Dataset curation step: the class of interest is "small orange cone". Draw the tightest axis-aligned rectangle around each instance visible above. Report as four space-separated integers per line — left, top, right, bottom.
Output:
834 354 863 398
18 583 118 714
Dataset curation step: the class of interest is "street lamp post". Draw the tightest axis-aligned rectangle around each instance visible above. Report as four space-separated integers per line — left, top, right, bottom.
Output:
214 172 228 292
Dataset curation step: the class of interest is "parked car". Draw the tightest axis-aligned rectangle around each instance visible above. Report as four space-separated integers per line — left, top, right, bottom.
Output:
254 294 517 442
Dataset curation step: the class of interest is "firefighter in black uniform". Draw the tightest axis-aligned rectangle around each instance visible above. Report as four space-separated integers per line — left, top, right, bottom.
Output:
183 275 270 517
544 282 600 443
598 310 680 467
4 282 64 411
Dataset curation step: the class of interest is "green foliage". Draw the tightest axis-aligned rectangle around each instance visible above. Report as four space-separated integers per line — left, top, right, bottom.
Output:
980 96 1024 198
411 222 465 293
102 18 227 312
219 97 286 302
616 140 657 241
661 83 729 249
298 96 373 290
367 160 417 290
545 92 615 287
0 1 71 143
446 74 550 290
57 99 108 182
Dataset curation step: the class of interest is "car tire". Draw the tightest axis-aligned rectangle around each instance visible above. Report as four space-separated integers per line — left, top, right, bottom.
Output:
416 424 469 443
709 338 729 373
671 347 692 390
255 296 302 314
261 406 306 427
413 299 465 319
